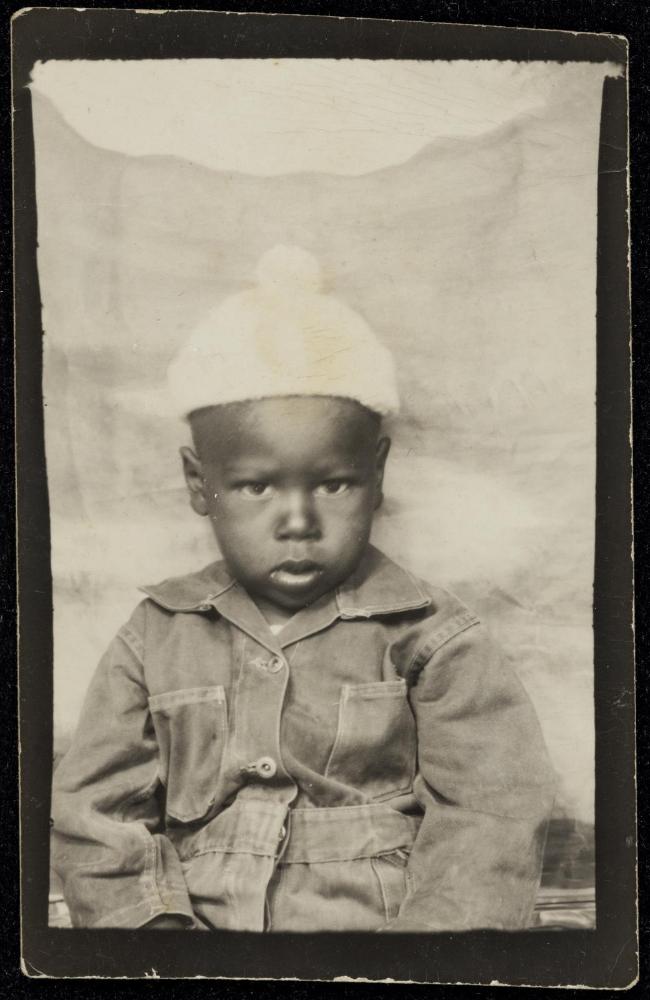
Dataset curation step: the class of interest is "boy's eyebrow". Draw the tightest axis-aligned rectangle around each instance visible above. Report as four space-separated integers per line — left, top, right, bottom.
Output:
220 459 366 478
221 464 278 476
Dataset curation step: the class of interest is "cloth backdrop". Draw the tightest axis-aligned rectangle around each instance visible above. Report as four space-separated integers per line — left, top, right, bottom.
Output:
32 63 609 871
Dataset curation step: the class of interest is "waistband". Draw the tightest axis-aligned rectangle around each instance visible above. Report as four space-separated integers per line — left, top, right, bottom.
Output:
173 800 421 865
284 804 421 863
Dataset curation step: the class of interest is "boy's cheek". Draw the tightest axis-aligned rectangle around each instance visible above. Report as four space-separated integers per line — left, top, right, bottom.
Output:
210 495 256 521
336 491 376 525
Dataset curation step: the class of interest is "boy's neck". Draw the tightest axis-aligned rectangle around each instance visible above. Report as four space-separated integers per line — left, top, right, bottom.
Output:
251 593 300 628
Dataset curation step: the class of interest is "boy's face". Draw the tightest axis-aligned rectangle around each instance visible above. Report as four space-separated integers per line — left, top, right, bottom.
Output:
182 396 390 623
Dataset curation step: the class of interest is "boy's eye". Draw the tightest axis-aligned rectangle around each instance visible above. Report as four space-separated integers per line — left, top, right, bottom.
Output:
315 480 350 496
238 482 273 498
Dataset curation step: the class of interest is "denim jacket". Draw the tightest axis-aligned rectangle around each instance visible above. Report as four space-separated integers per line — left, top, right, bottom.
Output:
51 545 557 932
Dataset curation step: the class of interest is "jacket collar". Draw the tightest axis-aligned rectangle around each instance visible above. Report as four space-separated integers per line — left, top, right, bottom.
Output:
140 545 430 651
334 544 430 617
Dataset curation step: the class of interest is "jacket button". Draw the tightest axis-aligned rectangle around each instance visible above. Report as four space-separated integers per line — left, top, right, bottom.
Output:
254 756 277 779
267 656 284 674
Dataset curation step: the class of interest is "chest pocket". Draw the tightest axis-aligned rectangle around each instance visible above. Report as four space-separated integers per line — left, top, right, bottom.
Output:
148 686 228 823
324 679 416 800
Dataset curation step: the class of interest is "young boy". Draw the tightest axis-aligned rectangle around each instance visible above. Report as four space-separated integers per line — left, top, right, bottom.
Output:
52 245 556 932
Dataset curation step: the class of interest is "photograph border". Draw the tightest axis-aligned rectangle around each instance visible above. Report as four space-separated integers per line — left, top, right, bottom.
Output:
13 6 635 986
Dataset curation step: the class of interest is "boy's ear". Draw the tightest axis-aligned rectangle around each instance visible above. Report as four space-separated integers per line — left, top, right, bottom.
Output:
180 447 209 516
374 436 391 510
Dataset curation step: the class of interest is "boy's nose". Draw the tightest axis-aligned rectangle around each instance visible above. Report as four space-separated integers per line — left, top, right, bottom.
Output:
275 490 321 540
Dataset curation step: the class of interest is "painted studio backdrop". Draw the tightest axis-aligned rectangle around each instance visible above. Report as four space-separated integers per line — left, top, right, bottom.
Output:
32 59 616 924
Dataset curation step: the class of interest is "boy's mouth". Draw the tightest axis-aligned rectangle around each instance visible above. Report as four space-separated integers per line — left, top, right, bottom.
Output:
270 560 324 589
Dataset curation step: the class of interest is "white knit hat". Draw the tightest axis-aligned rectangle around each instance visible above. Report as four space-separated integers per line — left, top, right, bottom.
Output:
167 245 399 419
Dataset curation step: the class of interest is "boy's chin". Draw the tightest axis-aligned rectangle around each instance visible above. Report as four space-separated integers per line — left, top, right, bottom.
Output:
253 574 333 615
264 582 327 612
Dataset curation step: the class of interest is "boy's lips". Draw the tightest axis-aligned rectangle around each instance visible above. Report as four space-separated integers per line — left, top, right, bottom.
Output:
270 559 324 589
274 559 321 574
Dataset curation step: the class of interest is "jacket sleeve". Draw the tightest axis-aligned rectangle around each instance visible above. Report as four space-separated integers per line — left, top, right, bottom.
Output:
51 611 196 928
386 621 558 931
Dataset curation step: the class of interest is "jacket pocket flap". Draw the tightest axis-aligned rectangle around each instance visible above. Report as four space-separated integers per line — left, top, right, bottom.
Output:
149 685 226 712
343 679 406 699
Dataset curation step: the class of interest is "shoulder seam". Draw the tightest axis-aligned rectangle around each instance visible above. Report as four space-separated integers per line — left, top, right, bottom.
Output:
407 613 480 675
116 622 145 663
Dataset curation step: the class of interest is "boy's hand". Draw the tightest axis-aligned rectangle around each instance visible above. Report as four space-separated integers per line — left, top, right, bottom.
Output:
144 914 193 930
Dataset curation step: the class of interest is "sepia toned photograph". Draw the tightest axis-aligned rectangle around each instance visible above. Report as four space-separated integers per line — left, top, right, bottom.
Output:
15 8 635 987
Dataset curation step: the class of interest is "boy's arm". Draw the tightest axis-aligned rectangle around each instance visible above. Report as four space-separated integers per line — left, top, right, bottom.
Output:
385 623 558 932
51 610 196 929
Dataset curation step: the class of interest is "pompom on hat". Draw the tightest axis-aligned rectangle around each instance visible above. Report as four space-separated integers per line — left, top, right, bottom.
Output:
168 245 399 419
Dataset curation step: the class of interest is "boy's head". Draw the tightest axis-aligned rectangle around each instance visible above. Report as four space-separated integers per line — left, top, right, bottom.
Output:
169 245 399 621
181 396 390 622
